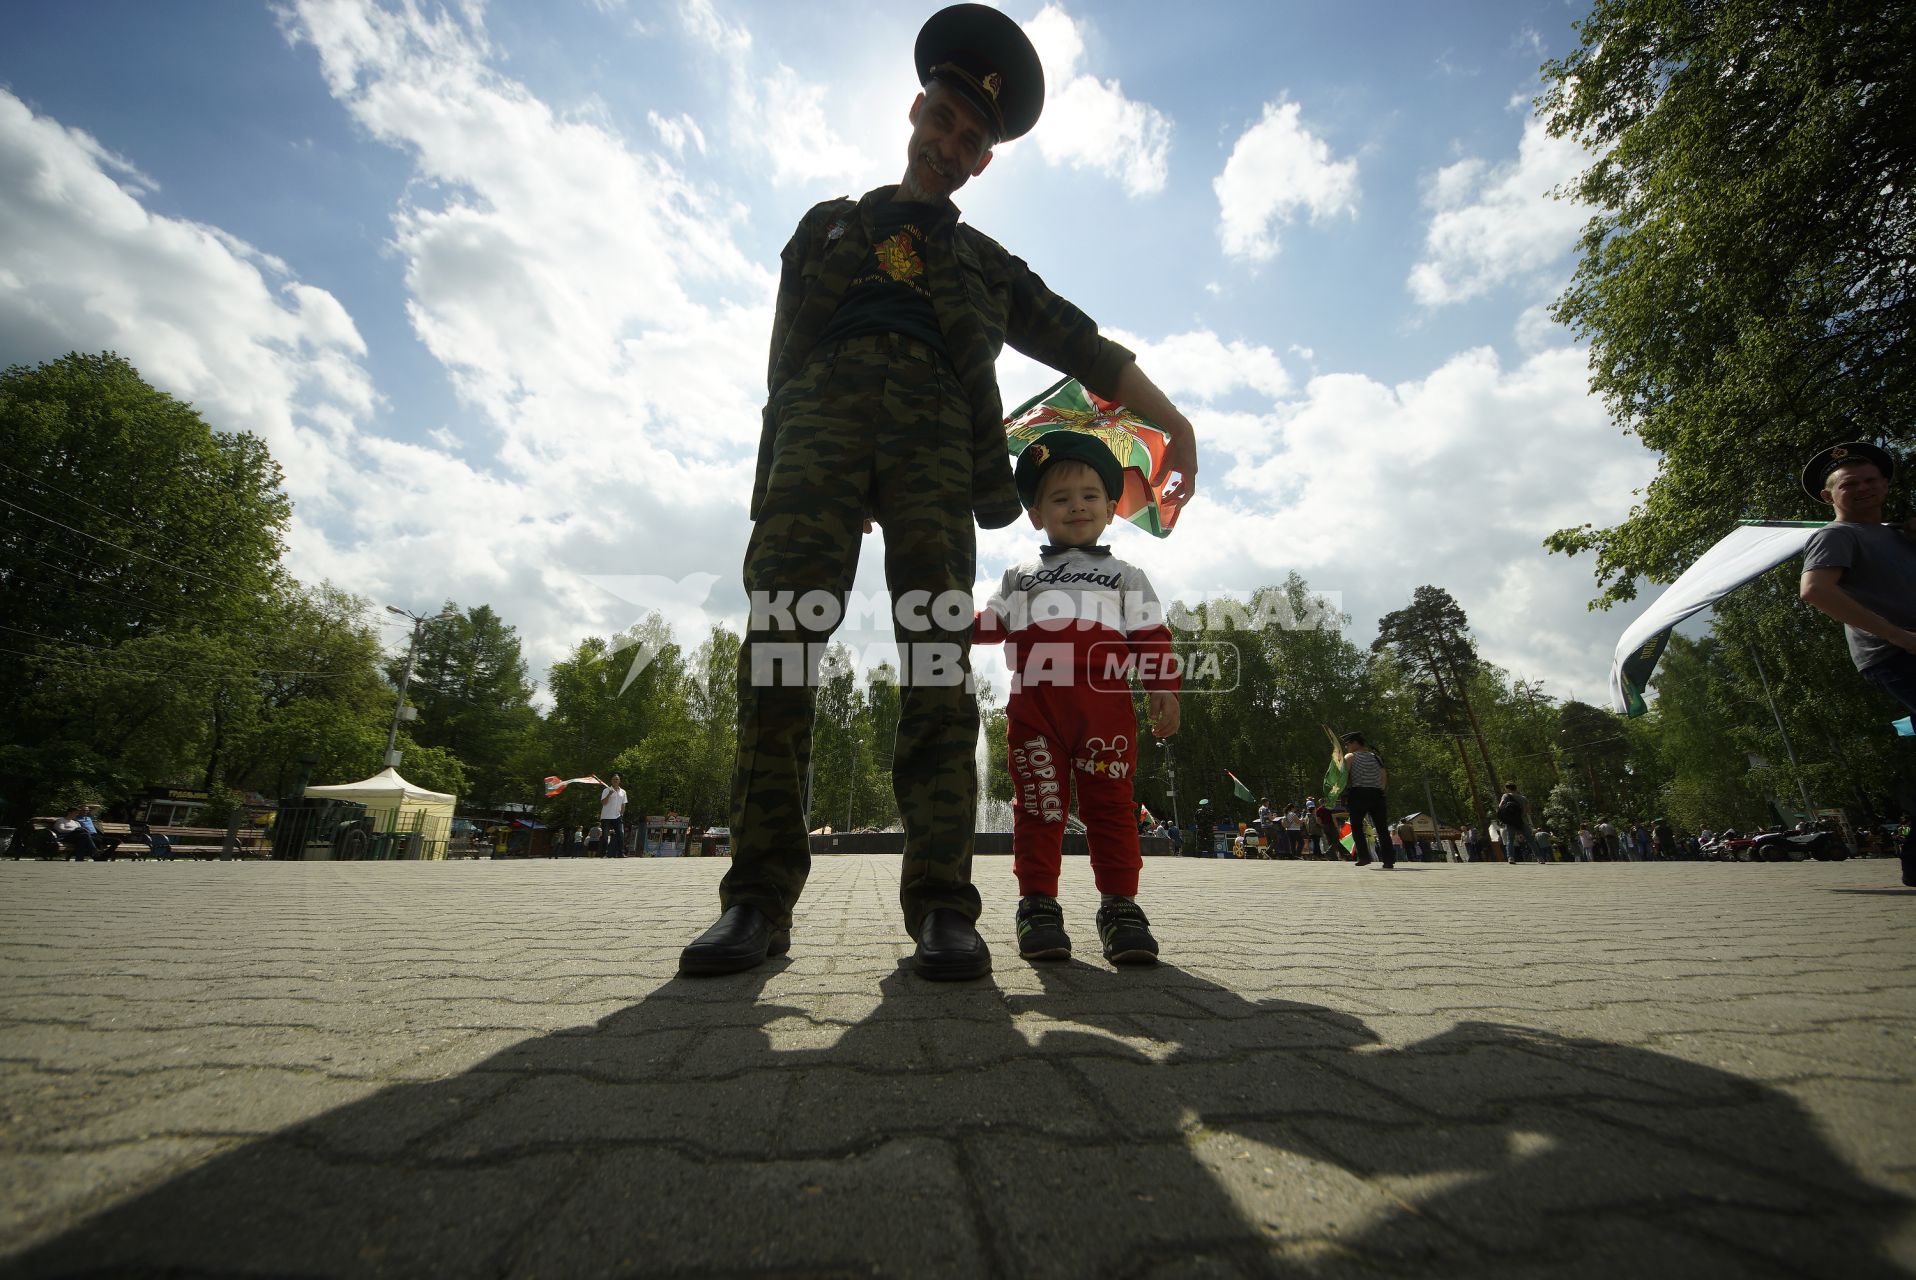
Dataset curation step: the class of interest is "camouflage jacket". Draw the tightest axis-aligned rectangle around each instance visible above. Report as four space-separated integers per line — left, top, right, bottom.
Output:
754 185 1136 530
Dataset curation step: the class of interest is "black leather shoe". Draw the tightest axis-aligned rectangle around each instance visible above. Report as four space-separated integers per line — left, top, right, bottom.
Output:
679 905 790 976
913 908 992 981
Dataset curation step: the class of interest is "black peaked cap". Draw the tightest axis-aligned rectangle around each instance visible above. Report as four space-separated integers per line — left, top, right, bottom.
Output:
1801 440 1895 500
915 4 1045 142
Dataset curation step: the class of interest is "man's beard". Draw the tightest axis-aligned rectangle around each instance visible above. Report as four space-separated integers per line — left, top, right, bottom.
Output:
903 148 960 201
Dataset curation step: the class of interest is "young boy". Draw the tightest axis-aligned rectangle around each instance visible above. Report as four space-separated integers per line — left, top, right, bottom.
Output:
975 430 1181 964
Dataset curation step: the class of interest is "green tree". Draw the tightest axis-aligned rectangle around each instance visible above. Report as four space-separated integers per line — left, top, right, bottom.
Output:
1373 586 1499 818
1556 699 1632 815
1707 573 1916 818
544 616 684 791
1542 779 1590 839
1539 0 1916 604
1 353 291 838
1139 575 1367 825
609 626 739 831
681 626 742 828
387 603 536 809
1642 634 1767 831
857 663 902 828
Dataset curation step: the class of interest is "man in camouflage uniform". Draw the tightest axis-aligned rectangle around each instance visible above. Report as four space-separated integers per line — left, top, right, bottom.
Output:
680 3 1199 980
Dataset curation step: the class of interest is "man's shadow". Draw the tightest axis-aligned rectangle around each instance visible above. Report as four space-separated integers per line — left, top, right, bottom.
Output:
8 960 1910 1277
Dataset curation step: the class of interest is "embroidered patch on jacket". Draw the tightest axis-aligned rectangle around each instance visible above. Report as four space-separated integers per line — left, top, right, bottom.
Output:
873 231 925 283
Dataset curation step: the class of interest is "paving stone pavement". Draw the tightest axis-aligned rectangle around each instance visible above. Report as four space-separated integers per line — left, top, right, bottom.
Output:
0 855 1912 1278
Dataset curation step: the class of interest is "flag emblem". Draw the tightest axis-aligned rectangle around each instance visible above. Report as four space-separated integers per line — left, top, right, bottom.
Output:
1005 377 1185 537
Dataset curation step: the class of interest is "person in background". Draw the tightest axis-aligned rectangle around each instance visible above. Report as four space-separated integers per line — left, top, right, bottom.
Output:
1301 799 1324 858
53 806 98 861
128 821 174 860
598 773 628 858
1281 804 1303 858
1496 782 1540 864
1391 817 1417 864
1326 727 1392 870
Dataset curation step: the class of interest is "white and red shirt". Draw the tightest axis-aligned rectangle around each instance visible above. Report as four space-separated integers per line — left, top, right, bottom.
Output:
975 544 1180 694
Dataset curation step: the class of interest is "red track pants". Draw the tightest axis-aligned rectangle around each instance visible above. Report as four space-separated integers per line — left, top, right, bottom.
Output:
1006 683 1141 898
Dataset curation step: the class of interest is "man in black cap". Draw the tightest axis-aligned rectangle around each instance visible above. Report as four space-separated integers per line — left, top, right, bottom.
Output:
681 4 1199 980
1798 441 1916 715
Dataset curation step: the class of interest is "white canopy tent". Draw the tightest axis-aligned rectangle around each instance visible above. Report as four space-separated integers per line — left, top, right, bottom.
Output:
304 767 457 859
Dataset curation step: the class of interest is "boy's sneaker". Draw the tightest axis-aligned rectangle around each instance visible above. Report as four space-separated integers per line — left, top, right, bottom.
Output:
1015 895 1072 960
1096 899 1159 966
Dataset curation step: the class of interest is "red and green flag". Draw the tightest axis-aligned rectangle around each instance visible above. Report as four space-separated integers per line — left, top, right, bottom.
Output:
1004 376 1185 537
1224 770 1256 805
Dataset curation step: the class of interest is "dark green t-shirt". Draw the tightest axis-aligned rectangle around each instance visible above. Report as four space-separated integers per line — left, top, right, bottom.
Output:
814 201 948 356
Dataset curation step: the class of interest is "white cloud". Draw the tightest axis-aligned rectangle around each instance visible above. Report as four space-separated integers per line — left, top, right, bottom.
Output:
1 4 1644 713
676 0 869 185
1407 111 1593 306
0 1 789 691
1043 334 1653 704
1214 100 1359 261
1513 301 1567 352
647 109 706 157
279 0 781 666
1105 328 1292 403
0 90 374 504
993 321 1644 703
1022 4 1173 197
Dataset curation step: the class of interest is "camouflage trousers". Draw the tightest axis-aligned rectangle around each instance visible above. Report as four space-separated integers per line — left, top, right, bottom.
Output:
723 333 980 934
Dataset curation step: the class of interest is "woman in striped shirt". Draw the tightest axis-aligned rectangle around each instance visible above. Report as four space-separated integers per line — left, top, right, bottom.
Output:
1329 729 1393 869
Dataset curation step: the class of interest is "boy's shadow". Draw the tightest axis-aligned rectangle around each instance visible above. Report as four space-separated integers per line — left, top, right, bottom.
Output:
9 961 1910 1277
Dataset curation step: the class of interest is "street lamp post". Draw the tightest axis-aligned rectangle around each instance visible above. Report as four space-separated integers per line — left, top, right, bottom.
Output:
384 605 450 768
1162 741 1180 831
1747 645 1816 822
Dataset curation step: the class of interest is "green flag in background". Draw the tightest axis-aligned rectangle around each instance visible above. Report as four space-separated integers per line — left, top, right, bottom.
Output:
1225 770 1256 805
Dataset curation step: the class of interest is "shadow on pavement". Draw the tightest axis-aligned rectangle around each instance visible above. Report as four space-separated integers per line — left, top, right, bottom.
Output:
9 961 1910 1277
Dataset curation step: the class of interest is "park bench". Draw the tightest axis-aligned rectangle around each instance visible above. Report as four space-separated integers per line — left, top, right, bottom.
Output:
27 818 269 860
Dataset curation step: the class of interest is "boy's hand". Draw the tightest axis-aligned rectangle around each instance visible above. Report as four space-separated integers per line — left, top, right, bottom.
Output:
1149 690 1180 737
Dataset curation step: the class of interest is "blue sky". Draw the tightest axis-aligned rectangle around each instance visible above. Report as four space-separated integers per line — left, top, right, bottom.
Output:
2 0 1653 704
